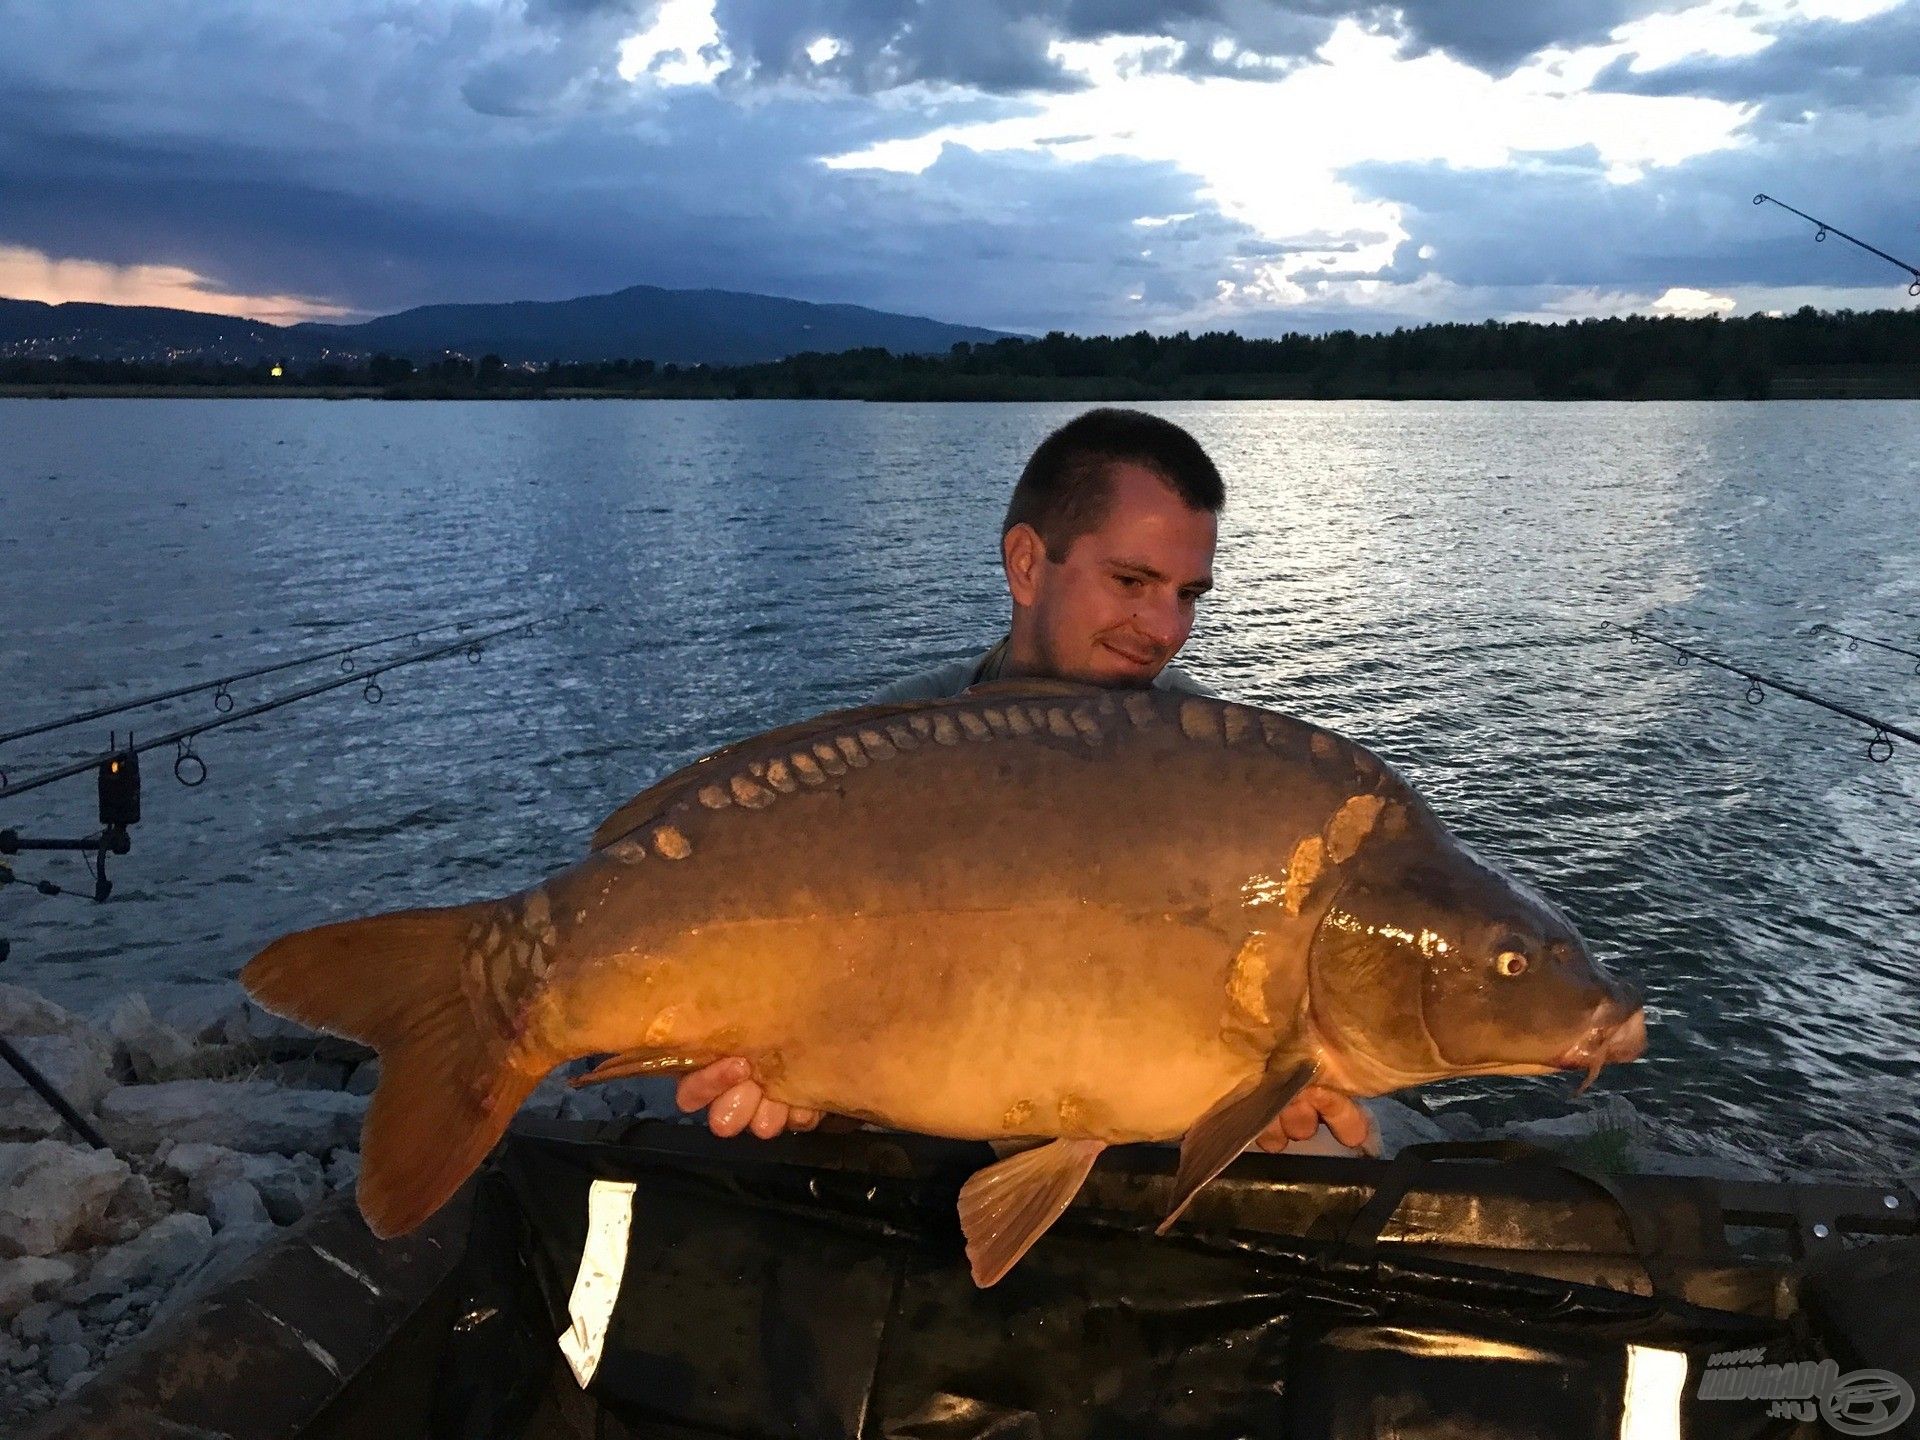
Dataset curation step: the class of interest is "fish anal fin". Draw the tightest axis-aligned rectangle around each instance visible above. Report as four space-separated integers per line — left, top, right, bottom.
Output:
958 1137 1106 1288
568 1048 712 1087
1156 1058 1316 1235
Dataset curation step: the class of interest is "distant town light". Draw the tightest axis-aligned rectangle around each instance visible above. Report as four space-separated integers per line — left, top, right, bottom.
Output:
270 364 283 377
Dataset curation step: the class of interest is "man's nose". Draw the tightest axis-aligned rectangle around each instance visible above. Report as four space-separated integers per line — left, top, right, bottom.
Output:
1130 593 1183 647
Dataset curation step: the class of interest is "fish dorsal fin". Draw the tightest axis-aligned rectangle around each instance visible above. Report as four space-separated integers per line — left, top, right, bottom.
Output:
963 678 1108 699
1156 1057 1317 1235
958 1136 1106 1287
588 700 939 851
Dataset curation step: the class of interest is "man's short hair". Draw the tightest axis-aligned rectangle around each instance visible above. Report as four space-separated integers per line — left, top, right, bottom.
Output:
1003 408 1224 563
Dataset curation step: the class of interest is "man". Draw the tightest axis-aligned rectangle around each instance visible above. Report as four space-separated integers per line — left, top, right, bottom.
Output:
674 408 1377 1157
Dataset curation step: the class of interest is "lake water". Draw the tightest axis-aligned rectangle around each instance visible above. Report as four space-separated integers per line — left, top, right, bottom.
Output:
2 398 1916 1179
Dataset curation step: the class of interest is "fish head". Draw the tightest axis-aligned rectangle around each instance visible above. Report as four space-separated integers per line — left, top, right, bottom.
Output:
1306 832 1644 1095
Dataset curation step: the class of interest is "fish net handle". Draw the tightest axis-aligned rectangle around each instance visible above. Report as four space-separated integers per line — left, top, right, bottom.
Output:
1335 1138 1681 1303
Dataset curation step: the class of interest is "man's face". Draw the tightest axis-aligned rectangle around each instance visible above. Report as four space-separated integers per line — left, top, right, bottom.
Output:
1005 462 1217 686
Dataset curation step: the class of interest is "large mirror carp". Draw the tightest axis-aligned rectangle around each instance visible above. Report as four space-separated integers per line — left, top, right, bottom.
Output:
244 681 1645 1286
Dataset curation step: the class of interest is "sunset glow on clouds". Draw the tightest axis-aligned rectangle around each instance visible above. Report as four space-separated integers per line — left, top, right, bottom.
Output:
4 0 1917 334
0 246 353 324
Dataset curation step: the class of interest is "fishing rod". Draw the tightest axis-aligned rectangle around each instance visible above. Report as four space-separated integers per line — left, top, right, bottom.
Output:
0 607 589 803
0 607 528 748
0 601 595 1148
1607 622 1918 761
1811 622 1920 676
1752 194 1920 298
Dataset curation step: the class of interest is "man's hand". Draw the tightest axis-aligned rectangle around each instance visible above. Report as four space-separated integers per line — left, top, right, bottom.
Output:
1251 1084 1375 1154
676 1057 823 1139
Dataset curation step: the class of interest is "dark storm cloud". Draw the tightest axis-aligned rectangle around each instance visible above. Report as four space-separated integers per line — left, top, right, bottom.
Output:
704 0 1707 93
0 2 1267 329
1590 3 1920 116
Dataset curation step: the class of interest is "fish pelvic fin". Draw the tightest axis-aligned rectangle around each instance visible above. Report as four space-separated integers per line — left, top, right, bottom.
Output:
242 899 550 1239
958 1137 1106 1288
1156 1058 1317 1235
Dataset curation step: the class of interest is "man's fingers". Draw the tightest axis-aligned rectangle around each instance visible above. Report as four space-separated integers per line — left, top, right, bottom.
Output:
1280 1097 1321 1142
676 1056 751 1112
1319 1094 1373 1150
707 1079 763 1138
788 1108 823 1132
749 1100 791 1139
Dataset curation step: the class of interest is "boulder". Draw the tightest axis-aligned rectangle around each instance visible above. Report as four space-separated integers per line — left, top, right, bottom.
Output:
101 1081 366 1156
0 1142 132 1257
162 1143 323 1225
157 1220 278 1321
101 995 196 1083
11 1300 58 1342
325 1150 360 1192
206 1179 270 1231
153 984 249 1046
246 1153 323 1226
345 1060 380 1096
0 1258 75 1321
0 1033 115 1138
44 1310 83 1348
0 983 103 1045
45 1341 89 1387
81 1213 214 1293
220 999 316 1047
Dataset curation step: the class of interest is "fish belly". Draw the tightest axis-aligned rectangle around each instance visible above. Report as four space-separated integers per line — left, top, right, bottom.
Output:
559 905 1268 1144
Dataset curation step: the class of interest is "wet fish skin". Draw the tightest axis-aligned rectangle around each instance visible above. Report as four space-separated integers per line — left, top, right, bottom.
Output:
242 683 1643 1282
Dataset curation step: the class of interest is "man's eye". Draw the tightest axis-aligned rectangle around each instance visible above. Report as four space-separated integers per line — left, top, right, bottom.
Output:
1115 575 1144 589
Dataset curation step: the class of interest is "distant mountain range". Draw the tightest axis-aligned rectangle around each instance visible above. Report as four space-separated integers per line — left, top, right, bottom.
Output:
0 284 1015 367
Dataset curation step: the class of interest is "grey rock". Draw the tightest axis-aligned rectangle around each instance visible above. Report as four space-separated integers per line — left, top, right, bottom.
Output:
0 983 103 1045
221 999 316 1047
0 1141 132 1257
101 1081 367 1156
12 1299 58 1342
95 1172 164 1245
156 1220 278 1321
248 1153 323 1226
206 1178 270 1232
0 1033 115 1138
325 1150 360 1191
88 1291 132 1323
1427 1107 1485 1141
45 1341 89 1387
254 1057 352 1090
44 1309 83 1348
59 1366 96 1398
523 1073 570 1119
1500 1094 1643 1150
154 983 249 1045
345 1060 380 1096
84 1213 214 1291
0 1257 76 1321
9 1341 41 1369
102 994 196 1083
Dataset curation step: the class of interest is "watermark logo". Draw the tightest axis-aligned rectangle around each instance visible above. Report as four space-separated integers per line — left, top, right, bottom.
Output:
1699 1349 1914 1436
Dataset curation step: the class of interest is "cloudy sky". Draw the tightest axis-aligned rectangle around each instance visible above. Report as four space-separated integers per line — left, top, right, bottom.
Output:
4 0 1917 334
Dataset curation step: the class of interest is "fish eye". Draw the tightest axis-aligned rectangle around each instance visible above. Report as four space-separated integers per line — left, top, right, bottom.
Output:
1494 950 1529 978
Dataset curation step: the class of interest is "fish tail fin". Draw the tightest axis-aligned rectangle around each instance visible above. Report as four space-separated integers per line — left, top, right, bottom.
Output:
242 898 549 1238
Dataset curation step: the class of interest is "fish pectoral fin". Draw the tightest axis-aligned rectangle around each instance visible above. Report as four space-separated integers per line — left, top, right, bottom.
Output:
567 1048 713 1087
958 1137 1106 1288
1156 1058 1317 1235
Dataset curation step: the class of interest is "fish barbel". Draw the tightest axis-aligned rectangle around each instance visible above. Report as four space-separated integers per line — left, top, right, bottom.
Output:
244 681 1644 1285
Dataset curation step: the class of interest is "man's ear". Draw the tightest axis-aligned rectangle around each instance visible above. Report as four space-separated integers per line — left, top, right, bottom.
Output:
1002 523 1045 607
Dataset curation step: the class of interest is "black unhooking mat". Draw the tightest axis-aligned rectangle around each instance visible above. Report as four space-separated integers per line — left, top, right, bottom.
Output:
428 1120 1842 1440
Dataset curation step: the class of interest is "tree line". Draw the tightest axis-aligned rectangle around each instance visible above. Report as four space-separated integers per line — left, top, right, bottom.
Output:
5 305 1916 400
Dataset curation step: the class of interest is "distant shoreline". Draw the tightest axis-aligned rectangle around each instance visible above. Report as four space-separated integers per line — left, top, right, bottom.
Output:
5 372 1920 401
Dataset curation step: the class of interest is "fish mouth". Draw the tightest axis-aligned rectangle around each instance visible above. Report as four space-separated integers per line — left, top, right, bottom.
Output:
1551 1000 1647 1094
